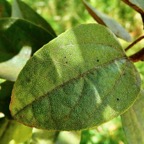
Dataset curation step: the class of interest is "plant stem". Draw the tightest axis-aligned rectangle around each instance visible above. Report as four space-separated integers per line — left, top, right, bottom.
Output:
125 35 144 51
53 131 60 143
122 0 144 15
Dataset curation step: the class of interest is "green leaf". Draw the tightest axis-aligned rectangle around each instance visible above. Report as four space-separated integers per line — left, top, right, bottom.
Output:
12 0 56 37
121 90 144 144
0 46 31 81
0 118 32 144
10 24 141 130
83 0 132 42
0 18 55 62
0 0 11 17
0 80 13 118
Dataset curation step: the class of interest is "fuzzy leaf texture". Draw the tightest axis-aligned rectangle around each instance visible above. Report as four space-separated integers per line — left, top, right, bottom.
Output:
121 90 144 144
10 24 141 130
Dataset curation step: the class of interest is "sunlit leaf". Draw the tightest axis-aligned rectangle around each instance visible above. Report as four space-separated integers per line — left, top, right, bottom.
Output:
10 24 141 130
12 0 56 37
121 90 144 144
27 128 56 144
141 14 144 25
0 80 13 118
0 18 55 62
56 131 81 144
28 129 80 144
0 0 11 17
0 46 31 81
83 0 132 42
0 118 32 144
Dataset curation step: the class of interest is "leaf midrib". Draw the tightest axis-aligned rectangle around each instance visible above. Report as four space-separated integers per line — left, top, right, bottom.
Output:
14 56 127 117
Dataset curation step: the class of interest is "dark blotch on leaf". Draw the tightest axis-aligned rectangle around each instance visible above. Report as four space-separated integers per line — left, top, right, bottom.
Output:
26 78 31 83
117 98 120 101
97 59 99 62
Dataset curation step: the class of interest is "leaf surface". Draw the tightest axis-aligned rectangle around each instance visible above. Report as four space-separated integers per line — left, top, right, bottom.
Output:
12 0 56 37
10 24 141 130
121 90 144 144
83 0 132 42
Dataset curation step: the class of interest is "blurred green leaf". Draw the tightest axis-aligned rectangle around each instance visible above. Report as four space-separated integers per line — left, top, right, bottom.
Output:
141 14 144 25
0 18 55 62
28 128 57 144
80 116 126 144
0 0 11 17
10 24 141 130
135 62 144 88
28 129 80 144
56 131 81 144
0 118 32 144
0 80 13 118
0 46 31 81
121 90 144 144
12 0 56 37
83 0 132 42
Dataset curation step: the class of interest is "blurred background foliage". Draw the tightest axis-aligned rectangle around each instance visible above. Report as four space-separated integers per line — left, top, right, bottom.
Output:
80 117 126 144
7 0 143 36
4 0 144 143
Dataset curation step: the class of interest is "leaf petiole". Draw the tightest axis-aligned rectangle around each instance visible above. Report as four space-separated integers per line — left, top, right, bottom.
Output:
125 35 144 51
